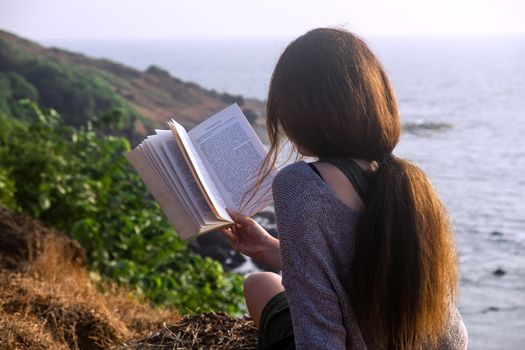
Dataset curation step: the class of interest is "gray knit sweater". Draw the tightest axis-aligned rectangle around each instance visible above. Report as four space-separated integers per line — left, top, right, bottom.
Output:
272 161 468 349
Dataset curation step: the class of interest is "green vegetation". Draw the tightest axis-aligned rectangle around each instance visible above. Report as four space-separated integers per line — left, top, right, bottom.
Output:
0 100 245 315
0 31 261 317
0 40 151 142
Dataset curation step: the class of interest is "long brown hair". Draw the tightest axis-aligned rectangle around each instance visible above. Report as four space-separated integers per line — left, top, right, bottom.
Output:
263 28 458 349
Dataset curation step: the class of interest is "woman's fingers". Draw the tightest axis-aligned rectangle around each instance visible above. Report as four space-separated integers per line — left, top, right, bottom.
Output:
226 208 254 226
220 228 241 250
219 228 235 241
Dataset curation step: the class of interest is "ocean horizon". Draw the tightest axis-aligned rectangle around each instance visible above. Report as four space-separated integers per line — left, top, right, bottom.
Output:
42 36 525 349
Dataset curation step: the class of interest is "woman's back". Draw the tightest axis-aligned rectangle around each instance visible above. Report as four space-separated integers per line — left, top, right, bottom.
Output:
273 161 467 349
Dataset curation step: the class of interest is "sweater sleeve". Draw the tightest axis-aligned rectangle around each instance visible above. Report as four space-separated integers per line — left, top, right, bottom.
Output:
273 164 349 349
437 306 468 350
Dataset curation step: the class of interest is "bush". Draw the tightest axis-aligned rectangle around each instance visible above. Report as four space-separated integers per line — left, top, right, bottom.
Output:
0 100 245 315
7 71 38 101
0 40 140 138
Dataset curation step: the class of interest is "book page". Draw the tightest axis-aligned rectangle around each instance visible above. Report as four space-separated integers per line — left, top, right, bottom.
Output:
126 146 199 239
168 121 232 222
188 104 275 216
141 139 199 224
149 131 215 224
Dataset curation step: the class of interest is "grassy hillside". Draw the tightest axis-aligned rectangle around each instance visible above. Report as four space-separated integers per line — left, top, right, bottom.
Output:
0 205 257 350
0 30 265 144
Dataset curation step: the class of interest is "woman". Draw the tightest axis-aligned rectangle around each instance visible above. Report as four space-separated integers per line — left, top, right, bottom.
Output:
221 28 467 349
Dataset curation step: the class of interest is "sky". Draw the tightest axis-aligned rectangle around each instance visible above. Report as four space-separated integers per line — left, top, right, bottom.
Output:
1 0 524 40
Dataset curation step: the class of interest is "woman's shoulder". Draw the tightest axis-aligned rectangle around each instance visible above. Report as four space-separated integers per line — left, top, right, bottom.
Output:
272 161 365 215
272 161 321 198
272 161 361 220
273 160 310 180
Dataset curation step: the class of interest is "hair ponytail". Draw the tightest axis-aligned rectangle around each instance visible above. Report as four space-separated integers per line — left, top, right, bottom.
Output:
351 156 458 349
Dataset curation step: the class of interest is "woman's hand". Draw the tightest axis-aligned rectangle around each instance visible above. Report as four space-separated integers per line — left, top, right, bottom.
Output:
220 209 281 270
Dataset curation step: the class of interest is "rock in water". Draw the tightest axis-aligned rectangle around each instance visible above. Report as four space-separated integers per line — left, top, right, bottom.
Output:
493 268 506 277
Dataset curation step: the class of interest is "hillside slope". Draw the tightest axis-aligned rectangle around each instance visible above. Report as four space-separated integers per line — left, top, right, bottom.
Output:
0 206 257 350
0 206 178 349
0 30 265 137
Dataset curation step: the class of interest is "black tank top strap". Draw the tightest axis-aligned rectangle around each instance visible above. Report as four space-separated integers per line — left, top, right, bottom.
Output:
308 162 324 180
321 157 371 203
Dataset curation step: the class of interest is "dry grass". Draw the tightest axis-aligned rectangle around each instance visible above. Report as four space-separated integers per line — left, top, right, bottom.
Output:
0 206 257 349
0 312 67 350
0 206 178 349
121 313 257 350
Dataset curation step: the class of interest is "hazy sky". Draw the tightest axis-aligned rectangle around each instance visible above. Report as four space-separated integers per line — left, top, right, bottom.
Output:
1 0 524 40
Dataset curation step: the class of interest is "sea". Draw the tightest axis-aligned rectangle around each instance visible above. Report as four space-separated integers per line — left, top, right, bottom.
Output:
45 36 525 349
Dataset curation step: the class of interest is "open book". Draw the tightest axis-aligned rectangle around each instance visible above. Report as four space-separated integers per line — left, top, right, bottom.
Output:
126 104 275 239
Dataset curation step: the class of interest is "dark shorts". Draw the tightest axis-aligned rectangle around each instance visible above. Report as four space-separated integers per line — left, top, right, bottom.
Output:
257 291 295 350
